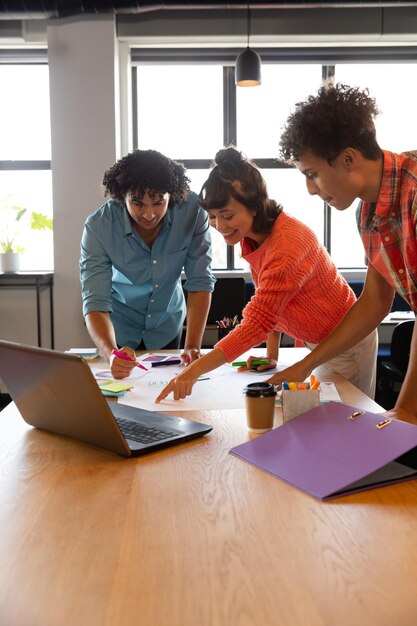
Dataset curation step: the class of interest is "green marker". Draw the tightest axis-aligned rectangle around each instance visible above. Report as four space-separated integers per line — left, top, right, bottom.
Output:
232 359 269 367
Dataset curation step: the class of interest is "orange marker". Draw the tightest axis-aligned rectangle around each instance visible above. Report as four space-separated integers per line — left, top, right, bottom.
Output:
297 383 307 390
310 379 321 390
309 374 316 385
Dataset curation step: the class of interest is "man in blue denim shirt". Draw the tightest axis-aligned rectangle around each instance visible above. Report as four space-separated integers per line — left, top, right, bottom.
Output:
80 149 215 379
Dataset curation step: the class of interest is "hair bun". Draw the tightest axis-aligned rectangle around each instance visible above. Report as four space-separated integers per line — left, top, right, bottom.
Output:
214 146 243 168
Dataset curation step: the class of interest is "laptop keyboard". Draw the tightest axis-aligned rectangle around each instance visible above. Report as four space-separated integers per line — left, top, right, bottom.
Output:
115 416 178 445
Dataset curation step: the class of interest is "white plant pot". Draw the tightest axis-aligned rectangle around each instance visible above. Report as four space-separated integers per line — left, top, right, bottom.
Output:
0 252 22 272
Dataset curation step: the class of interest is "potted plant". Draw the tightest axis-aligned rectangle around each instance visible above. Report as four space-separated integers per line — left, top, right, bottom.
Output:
0 203 53 272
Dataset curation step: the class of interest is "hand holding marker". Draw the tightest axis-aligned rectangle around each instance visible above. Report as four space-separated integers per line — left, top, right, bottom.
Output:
111 348 148 371
232 359 269 368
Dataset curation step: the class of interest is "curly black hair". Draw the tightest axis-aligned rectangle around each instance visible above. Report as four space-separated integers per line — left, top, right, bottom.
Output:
279 83 382 164
102 149 191 206
198 146 282 235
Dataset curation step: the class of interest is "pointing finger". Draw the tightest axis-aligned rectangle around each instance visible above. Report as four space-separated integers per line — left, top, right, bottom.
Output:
155 381 174 403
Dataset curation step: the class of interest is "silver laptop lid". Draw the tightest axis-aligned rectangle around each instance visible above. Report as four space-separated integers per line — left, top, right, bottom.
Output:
0 340 131 456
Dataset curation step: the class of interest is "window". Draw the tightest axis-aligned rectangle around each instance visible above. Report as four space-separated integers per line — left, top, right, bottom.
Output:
0 55 53 270
131 49 417 272
330 62 417 269
135 65 223 159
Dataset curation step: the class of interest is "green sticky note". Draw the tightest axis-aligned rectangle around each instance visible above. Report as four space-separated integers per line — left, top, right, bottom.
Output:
100 389 127 397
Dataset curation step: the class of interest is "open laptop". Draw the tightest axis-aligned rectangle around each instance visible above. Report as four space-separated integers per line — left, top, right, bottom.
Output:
0 340 212 457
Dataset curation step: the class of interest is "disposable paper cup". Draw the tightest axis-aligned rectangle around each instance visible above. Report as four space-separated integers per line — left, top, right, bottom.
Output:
243 382 277 433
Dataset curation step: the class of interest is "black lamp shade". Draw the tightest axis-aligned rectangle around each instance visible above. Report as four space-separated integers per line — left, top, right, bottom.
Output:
235 47 262 87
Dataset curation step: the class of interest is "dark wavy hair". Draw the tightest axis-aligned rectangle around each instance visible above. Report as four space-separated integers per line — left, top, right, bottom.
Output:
198 147 282 234
279 83 382 164
102 149 191 207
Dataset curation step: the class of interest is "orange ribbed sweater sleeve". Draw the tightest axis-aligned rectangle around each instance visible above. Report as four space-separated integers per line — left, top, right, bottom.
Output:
215 212 355 363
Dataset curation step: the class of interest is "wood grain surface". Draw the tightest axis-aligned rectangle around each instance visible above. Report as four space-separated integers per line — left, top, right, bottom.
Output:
0 349 416 626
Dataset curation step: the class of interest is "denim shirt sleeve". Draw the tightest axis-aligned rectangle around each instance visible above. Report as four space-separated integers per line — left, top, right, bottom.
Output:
80 213 114 316
182 203 216 293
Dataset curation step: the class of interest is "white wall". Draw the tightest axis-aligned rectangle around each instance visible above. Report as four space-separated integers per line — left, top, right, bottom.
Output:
47 14 119 349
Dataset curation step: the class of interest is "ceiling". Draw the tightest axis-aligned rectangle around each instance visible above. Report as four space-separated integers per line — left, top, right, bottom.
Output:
1 0 417 20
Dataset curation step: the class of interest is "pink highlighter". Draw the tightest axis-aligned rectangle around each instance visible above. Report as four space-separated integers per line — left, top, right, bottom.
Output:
111 348 148 371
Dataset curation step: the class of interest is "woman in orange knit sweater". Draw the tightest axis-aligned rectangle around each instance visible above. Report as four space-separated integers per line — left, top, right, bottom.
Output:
156 147 377 403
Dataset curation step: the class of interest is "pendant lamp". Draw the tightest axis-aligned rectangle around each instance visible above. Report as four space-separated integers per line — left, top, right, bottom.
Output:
235 3 261 87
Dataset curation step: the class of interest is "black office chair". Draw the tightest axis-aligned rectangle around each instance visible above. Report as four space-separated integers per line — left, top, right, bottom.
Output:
377 320 415 408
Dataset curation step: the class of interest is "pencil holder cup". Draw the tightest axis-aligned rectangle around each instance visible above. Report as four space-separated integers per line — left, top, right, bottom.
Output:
281 385 320 423
243 382 277 433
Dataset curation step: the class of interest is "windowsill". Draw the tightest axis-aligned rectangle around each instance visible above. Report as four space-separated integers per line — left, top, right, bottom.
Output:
214 268 367 281
212 270 252 279
339 268 367 281
183 268 367 281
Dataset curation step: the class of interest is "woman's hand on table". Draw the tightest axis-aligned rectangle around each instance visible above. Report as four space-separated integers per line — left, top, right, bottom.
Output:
237 355 277 372
155 368 200 402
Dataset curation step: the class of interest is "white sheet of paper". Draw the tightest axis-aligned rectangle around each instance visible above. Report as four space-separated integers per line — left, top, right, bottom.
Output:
117 362 291 412
319 381 341 402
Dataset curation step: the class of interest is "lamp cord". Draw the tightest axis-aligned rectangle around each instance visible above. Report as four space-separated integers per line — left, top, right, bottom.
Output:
246 2 251 48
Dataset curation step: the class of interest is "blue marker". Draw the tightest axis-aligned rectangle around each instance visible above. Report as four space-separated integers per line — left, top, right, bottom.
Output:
151 359 182 367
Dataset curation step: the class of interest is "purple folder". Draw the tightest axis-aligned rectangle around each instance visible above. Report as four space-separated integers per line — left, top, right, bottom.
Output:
229 402 417 500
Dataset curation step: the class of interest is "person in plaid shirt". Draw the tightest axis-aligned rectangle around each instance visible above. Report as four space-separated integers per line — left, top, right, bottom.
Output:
270 82 417 423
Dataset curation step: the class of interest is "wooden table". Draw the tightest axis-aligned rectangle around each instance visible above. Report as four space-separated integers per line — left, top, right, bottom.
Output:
0 349 416 626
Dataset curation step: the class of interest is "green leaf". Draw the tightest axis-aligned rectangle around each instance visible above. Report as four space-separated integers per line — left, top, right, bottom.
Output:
0 242 24 253
30 212 53 231
15 208 27 222
0 241 13 253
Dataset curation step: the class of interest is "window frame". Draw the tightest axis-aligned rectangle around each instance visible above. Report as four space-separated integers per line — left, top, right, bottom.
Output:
0 48 53 270
131 45 417 273
0 49 51 176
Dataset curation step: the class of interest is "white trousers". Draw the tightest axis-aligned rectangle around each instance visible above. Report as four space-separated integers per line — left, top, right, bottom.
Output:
305 328 378 399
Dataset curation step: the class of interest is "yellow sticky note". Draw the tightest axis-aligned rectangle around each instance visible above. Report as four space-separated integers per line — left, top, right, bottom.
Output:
99 382 134 393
